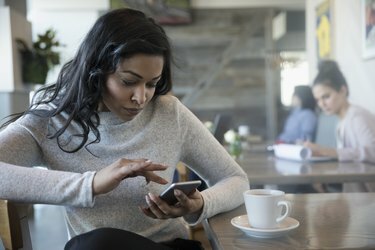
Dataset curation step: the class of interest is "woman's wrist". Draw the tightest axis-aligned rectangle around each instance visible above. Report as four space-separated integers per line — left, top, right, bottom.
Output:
184 198 204 224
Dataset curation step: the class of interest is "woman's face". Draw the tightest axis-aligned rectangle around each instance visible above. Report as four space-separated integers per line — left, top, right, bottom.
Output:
101 54 164 122
312 84 347 115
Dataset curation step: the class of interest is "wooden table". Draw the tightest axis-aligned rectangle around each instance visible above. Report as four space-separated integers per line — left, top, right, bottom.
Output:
203 193 375 250
237 151 375 185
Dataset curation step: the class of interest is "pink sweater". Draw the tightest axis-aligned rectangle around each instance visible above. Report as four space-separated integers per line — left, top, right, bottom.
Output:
337 105 375 163
336 104 375 191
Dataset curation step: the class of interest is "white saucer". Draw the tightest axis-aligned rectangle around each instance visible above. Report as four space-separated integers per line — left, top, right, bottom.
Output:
231 215 299 238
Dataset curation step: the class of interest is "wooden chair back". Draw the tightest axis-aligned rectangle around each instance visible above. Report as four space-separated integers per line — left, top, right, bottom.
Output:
0 200 23 250
315 113 338 147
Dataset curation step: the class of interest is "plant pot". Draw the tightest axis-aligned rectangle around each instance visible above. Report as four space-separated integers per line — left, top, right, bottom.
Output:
21 53 49 84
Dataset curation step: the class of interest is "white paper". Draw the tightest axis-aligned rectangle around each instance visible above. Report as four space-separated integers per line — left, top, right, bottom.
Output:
273 144 312 161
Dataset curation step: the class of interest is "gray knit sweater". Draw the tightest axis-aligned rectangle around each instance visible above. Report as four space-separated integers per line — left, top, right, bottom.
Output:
0 95 249 242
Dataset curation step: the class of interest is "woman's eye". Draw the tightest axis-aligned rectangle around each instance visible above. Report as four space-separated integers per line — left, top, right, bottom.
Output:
147 82 158 88
121 80 137 86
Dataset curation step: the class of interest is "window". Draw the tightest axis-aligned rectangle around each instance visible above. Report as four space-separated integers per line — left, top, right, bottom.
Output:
279 51 309 106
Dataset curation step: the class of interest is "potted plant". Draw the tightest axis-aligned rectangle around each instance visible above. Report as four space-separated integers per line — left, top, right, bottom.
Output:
16 28 62 85
224 129 242 159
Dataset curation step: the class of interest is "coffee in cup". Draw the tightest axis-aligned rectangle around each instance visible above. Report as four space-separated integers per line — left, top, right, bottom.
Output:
243 189 291 229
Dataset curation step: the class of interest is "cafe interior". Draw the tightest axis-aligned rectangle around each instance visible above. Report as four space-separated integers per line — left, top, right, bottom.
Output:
1 0 375 249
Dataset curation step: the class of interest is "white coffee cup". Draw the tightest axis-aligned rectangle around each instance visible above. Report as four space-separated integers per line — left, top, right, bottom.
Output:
243 189 291 229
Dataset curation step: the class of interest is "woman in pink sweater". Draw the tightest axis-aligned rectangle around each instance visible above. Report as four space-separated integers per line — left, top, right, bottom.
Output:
304 60 375 191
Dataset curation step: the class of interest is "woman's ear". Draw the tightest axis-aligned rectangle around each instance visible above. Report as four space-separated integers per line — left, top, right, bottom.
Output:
339 85 348 97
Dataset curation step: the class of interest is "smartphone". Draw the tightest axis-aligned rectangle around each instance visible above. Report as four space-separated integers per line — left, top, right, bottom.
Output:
159 180 202 205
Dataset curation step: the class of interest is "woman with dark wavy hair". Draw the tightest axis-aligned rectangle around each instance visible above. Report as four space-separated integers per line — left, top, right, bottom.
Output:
0 8 248 249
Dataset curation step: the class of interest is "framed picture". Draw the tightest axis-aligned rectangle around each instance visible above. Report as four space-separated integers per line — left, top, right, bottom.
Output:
316 0 332 60
362 0 375 59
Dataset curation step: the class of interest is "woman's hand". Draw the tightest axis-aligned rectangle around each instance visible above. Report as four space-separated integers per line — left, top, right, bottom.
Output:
140 189 204 219
303 141 338 158
93 158 168 196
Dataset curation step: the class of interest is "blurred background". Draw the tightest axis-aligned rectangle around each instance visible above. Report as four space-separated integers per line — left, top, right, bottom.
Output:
1 1 375 249
1 0 374 143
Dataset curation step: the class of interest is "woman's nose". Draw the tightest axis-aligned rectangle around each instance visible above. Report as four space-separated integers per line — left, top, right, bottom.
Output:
318 99 324 108
131 85 146 105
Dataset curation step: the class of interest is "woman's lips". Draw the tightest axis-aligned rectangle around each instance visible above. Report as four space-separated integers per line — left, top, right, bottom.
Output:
123 107 142 116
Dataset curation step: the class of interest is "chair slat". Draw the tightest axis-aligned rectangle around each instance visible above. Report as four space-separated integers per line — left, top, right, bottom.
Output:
0 200 23 250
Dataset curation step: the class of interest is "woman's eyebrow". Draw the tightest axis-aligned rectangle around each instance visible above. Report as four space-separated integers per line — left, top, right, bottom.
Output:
120 70 162 80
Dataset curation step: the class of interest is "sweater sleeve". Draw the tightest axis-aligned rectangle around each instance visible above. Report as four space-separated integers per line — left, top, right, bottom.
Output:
175 101 249 225
337 114 375 163
0 119 95 207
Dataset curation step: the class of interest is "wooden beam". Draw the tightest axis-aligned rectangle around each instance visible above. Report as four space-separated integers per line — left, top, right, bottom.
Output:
264 9 279 141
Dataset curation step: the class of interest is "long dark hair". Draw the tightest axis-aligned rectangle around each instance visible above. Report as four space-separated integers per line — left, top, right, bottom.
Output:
2 8 173 153
313 60 348 96
293 85 316 111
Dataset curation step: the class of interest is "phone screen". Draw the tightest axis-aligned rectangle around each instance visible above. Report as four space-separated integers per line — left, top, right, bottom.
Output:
159 180 202 205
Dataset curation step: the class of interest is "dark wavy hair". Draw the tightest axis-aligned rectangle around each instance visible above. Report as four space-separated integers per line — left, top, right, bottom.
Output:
313 60 349 96
293 85 316 111
2 8 173 153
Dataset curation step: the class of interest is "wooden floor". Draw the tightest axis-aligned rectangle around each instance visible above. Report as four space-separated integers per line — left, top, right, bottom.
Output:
24 205 212 250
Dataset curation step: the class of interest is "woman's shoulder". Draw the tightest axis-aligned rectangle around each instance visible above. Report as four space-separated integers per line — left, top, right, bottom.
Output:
9 108 50 140
299 108 317 119
155 94 180 105
154 95 185 112
16 106 50 125
152 95 196 124
344 105 375 131
348 105 375 120
300 108 316 115
14 102 64 132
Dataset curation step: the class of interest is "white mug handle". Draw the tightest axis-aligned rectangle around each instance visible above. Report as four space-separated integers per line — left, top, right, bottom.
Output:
276 200 291 223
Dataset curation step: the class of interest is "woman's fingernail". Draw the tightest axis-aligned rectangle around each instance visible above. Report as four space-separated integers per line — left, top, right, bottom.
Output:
174 189 181 196
148 193 156 201
145 195 151 205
